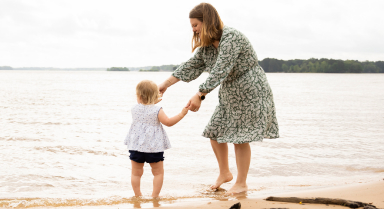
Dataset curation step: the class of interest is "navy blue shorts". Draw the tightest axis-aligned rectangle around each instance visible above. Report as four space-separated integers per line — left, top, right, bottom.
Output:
129 150 164 163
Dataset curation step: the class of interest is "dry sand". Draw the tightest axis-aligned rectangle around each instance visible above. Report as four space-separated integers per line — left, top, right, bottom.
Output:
159 179 384 209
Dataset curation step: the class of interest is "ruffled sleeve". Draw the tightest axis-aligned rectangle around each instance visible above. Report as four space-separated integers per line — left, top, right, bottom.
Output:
172 47 206 82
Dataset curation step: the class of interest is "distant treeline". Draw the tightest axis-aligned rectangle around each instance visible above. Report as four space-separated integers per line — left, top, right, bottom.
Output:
0 66 13 70
0 66 106 71
107 67 129 71
130 64 178 72
139 68 159 72
259 58 384 73
3 59 383 73
138 65 179 72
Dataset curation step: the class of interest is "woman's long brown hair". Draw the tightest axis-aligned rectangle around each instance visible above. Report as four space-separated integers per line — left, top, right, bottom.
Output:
189 3 224 52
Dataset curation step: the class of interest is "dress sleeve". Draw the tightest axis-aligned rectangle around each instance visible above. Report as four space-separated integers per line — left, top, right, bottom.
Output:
198 32 242 93
172 47 206 82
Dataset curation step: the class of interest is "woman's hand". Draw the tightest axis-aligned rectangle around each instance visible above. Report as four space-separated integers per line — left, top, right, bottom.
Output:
158 82 168 95
158 76 180 95
186 93 201 112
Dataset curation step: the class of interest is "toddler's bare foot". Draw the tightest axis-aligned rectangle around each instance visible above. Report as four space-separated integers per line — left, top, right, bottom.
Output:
210 172 233 190
226 183 248 194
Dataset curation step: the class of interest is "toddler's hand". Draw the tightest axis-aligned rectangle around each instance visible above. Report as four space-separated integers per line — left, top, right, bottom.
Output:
155 93 163 104
181 107 188 116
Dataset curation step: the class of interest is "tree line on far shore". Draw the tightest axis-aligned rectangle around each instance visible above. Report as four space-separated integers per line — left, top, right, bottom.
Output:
107 67 129 71
107 65 178 71
0 66 12 70
259 58 384 73
111 58 384 73
3 58 384 73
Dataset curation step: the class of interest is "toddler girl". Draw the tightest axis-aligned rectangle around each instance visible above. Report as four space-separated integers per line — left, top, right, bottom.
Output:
124 80 188 197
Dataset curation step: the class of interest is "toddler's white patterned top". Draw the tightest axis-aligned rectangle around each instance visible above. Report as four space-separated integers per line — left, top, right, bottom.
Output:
124 104 171 152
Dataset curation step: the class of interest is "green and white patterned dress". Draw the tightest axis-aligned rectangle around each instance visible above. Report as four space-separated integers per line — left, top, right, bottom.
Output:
172 26 279 144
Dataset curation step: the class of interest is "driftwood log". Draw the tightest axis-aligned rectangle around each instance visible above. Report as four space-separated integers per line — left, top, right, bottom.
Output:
229 202 241 209
266 197 377 208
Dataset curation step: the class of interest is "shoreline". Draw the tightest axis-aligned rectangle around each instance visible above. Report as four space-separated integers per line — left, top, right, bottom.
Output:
156 179 384 209
1 178 383 208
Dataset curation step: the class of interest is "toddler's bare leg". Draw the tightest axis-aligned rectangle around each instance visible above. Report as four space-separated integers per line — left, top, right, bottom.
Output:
149 161 164 197
131 161 144 196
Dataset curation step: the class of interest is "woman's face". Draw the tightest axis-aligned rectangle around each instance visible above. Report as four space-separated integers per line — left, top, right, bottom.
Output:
190 18 202 35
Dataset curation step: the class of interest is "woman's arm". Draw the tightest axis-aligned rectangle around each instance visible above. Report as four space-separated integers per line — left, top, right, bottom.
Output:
158 76 180 95
198 32 242 94
172 47 206 82
187 32 242 112
158 107 188 127
158 48 205 95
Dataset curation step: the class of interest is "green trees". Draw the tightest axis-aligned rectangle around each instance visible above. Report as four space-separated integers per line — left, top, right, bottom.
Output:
0 66 13 70
107 67 129 71
139 67 159 72
259 58 383 73
344 60 362 73
362 61 380 73
376 61 384 73
134 65 179 72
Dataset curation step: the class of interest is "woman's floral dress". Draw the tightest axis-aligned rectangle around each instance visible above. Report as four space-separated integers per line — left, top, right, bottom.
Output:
172 26 279 144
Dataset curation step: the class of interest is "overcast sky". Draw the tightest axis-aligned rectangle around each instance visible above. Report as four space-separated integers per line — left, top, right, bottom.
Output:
1 0 383 68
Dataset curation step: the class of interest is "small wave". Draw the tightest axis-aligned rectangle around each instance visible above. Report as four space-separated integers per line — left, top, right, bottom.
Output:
34 146 118 157
43 122 64 125
0 197 147 208
3 137 41 142
10 121 69 125
346 166 384 173
0 193 232 208
0 187 257 208
288 185 311 187
14 121 41 125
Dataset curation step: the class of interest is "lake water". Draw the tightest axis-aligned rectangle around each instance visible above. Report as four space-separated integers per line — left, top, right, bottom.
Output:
1 71 383 208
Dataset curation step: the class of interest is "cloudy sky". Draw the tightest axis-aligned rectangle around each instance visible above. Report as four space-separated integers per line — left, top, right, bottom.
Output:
1 0 383 68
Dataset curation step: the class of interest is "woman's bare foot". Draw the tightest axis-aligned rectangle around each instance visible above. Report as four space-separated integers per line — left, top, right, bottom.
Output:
226 183 248 194
210 172 233 190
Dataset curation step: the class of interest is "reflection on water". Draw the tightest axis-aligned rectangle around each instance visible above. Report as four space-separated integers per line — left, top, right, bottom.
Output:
0 191 249 208
0 196 172 208
1 71 384 208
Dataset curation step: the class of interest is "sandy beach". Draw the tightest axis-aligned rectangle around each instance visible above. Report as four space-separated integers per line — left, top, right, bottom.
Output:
159 179 384 209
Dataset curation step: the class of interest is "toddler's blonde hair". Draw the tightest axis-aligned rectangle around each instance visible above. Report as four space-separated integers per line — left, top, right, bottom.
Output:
136 80 160 105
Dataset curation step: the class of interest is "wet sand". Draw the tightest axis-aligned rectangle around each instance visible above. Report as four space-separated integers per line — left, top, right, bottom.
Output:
159 179 384 209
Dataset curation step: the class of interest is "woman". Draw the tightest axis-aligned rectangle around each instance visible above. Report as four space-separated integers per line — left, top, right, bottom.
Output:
158 3 279 194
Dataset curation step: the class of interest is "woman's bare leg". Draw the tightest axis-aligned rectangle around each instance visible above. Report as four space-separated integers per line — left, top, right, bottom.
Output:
227 143 251 194
149 161 164 197
210 139 233 189
131 161 144 196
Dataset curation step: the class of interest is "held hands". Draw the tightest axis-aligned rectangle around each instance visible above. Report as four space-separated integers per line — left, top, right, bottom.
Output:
186 93 201 112
158 77 202 113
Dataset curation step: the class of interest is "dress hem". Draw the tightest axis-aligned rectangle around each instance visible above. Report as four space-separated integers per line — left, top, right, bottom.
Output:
202 132 279 144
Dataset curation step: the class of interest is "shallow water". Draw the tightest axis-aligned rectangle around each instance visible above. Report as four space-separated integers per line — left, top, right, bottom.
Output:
1 71 383 208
